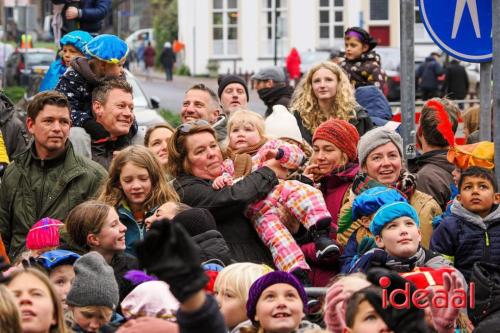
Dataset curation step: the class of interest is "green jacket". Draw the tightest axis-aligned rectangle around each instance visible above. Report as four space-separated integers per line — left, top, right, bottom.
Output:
0 142 107 259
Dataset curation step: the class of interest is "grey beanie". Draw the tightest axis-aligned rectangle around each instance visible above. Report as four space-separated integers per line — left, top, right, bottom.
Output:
357 127 404 166
66 252 119 310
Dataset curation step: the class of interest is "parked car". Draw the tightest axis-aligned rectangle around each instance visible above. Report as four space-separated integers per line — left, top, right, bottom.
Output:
299 50 330 75
4 48 55 87
125 28 155 52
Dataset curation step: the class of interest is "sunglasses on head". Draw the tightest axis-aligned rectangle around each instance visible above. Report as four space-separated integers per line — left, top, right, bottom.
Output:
177 119 210 133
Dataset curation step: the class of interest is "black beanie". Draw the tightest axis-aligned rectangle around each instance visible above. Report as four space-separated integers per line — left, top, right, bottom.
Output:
217 75 249 101
172 208 217 237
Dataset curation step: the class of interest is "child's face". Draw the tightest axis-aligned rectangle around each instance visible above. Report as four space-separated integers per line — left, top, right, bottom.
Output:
311 67 338 101
147 127 173 166
312 139 347 174
49 264 75 311
119 162 153 210
457 175 500 218
344 36 369 61
62 45 83 67
72 307 110 332
214 286 247 329
346 300 391 333
103 61 125 78
254 283 304 333
229 122 262 151
452 167 461 186
375 216 421 258
90 209 127 252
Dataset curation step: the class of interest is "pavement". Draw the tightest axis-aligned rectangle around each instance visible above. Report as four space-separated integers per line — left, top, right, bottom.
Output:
129 66 267 115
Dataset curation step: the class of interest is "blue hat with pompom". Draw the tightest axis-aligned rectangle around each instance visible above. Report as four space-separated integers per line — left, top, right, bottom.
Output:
85 34 129 64
352 186 408 221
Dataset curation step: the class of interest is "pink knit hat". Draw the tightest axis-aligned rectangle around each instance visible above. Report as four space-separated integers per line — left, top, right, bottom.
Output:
26 217 64 250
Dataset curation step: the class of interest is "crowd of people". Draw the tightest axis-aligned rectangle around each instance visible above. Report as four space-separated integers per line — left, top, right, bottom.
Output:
0 21 497 333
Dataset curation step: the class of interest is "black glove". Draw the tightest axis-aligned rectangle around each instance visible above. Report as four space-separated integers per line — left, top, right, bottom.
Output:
135 219 208 303
367 268 428 333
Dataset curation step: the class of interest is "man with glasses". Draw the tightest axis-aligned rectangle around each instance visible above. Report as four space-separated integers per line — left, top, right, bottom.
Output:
181 84 227 142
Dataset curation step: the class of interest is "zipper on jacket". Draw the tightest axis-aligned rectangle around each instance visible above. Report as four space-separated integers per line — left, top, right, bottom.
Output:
484 231 490 261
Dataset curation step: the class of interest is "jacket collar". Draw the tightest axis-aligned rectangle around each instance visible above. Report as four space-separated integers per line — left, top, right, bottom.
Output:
450 198 500 229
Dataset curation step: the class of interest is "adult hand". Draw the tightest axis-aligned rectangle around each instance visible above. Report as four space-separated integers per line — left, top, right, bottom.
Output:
428 271 462 333
303 163 323 182
65 6 79 20
135 219 208 302
323 283 347 333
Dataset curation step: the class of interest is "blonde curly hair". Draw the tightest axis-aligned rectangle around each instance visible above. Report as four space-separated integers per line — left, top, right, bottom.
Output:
291 61 357 133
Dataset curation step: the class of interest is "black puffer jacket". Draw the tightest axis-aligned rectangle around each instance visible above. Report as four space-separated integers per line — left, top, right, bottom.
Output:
193 229 233 266
173 167 278 266
0 93 28 160
470 262 500 329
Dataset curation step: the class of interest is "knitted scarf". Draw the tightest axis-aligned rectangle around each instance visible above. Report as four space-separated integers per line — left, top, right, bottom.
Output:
351 170 417 199
225 137 267 159
385 246 426 272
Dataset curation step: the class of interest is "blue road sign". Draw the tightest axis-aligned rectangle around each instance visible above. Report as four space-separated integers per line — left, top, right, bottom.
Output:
419 0 492 62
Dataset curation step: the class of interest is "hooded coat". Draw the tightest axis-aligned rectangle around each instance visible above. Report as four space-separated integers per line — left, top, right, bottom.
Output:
430 200 500 282
341 50 387 90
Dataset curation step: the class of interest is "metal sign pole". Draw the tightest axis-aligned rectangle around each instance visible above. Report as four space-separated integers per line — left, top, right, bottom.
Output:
479 62 492 141
400 0 416 160
493 0 500 185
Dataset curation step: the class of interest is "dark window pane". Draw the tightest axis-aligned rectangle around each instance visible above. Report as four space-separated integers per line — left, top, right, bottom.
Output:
268 12 273 23
415 9 422 23
268 27 273 39
213 13 223 25
334 25 344 38
335 11 342 21
276 0 281 8
267 0 272 8
370 0 389 20
213 0 223 9
320 26 329 38
213 27 223 39
334 0 343 6
228 11 238 24
320 0 330 7
228 27 237 39
320 10 329 23
228 0 237 9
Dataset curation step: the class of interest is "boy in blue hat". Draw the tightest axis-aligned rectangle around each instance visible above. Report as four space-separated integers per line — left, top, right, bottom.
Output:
39 30 93 92
340 186 407 273
55 34 136 142
349 201 453 273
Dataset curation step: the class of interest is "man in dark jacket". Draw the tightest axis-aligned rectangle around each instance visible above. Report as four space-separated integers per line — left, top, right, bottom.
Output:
0 91 107 259
52 0 112 36
90 79 135 169
252 66 294 118
416 52 444 101
409 98 459 211
443 59 469 107
160 42 176 81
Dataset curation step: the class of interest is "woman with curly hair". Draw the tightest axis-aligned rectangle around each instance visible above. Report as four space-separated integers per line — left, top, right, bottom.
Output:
291 61 373 144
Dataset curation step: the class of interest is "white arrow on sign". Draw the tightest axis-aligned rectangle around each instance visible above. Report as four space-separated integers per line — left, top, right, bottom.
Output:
452 0 481 39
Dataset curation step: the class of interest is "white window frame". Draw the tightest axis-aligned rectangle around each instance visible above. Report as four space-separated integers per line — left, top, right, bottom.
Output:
260 0 288 57
318 0 345 49
211 0 239 57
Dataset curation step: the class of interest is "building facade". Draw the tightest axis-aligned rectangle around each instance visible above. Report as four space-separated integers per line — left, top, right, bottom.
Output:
178 0 437 75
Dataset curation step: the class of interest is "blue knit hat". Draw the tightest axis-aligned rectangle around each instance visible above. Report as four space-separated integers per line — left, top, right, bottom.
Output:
352 187 408 221
370 202 419 236
246 271 307 325
60 30 93 56
85 34 129 64
38 250 80 271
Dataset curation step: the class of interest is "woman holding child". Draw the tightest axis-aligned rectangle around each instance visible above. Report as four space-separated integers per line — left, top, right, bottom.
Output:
167 120 279 265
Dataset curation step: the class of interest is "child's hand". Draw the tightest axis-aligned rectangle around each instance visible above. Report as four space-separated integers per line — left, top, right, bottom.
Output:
428 271 463 333
324 283 347 333
212 175 233 190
